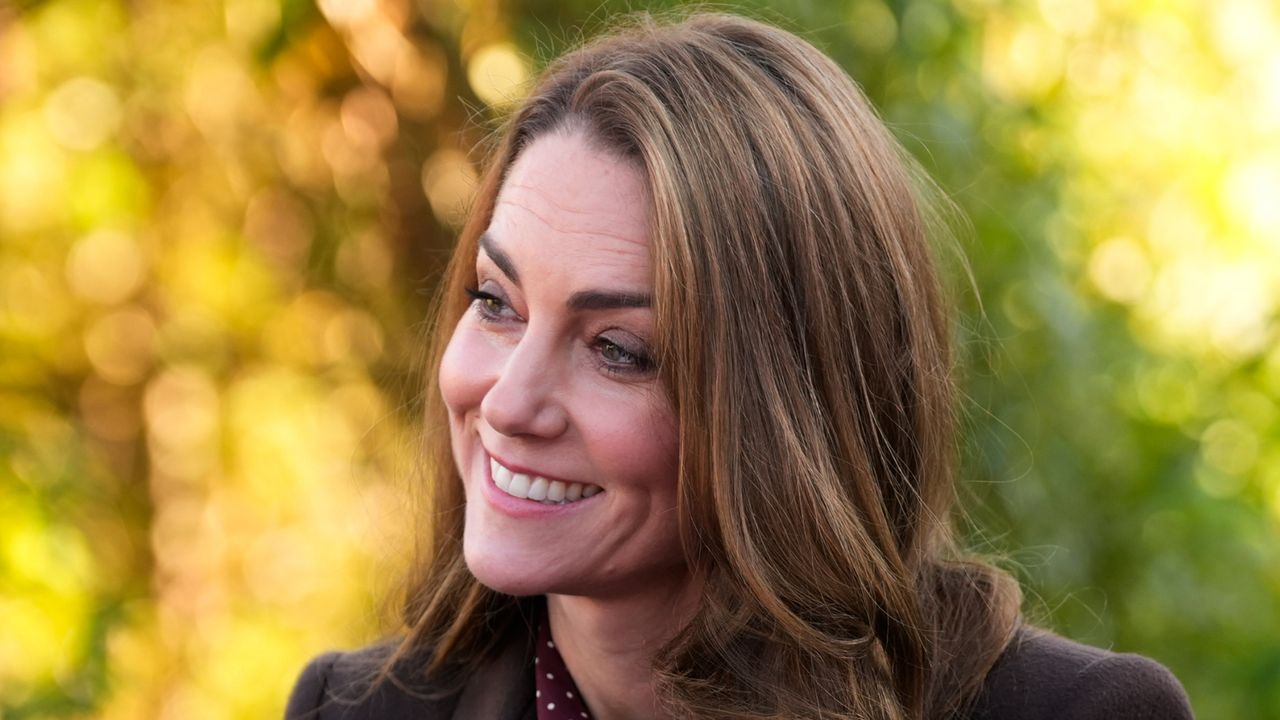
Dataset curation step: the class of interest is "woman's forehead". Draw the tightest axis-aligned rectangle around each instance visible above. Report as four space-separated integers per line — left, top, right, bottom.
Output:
494 131 650 249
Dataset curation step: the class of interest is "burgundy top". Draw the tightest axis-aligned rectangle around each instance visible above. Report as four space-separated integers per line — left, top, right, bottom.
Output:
535 616 592 720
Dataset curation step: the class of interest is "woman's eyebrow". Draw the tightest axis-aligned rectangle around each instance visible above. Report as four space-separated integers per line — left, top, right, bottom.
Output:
481 231 649 310
478 231 520 285
566 290 652 311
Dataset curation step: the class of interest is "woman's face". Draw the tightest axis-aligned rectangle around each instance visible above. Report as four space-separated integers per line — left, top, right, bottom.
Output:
439 129 684 598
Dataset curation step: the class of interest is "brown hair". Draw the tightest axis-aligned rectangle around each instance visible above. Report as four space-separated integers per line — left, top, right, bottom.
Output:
394 11 1020 719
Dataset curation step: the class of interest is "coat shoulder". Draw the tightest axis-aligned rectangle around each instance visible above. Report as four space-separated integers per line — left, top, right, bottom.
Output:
968 625 1194 720
284 640 459 720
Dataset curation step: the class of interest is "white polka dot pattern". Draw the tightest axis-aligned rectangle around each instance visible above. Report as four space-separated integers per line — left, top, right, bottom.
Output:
534 609 591 720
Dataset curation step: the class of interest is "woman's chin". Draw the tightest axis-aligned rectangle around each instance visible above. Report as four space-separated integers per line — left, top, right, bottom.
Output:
463 544 557 597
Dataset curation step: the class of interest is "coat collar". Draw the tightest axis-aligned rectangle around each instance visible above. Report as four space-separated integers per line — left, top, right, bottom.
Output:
451 621 538 720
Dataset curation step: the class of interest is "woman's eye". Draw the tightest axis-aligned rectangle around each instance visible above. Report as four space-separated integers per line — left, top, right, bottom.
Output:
464 286 514 321
596 337 653 374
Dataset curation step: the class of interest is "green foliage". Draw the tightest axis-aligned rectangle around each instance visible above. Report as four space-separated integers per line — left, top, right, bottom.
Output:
0 0 1276 717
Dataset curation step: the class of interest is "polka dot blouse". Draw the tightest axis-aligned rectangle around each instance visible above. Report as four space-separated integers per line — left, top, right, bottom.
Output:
535 615 592 720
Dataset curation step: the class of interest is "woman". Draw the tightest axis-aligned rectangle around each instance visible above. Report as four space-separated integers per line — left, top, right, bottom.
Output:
286 12 1192 720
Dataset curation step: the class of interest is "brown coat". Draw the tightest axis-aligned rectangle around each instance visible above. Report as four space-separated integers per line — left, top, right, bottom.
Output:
284 623 1193 720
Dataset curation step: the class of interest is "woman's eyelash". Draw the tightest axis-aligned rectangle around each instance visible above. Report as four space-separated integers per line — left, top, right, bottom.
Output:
596 338 654 374
464 286 511 320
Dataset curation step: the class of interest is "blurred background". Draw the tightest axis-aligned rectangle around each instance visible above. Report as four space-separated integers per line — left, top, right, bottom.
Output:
0 0 1277 717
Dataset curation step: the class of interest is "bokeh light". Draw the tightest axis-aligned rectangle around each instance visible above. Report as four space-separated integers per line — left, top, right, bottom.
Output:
1 0 1277 717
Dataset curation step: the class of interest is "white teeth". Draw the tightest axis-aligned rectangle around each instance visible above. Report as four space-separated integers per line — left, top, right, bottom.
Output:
488 457 603 504
547 481 566 502
526 477 549 501
492 460 512 491
507 473 531 499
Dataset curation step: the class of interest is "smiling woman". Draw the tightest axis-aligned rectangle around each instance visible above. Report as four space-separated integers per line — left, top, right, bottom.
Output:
442 132 686 610
285 11 1192 720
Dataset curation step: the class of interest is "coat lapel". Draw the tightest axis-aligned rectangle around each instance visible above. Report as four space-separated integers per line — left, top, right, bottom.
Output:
451 625 537 720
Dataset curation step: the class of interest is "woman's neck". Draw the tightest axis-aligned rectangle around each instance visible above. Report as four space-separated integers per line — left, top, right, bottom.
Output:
546 576 700 720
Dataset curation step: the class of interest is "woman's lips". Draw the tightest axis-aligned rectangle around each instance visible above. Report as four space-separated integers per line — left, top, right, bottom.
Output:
489 456 603 504
479 452 605 518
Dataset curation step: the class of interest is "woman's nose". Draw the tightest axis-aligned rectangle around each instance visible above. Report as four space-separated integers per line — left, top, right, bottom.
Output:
479 334 569 439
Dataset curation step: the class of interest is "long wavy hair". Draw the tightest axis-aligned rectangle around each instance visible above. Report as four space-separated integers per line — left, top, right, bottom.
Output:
391 12 1020 720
